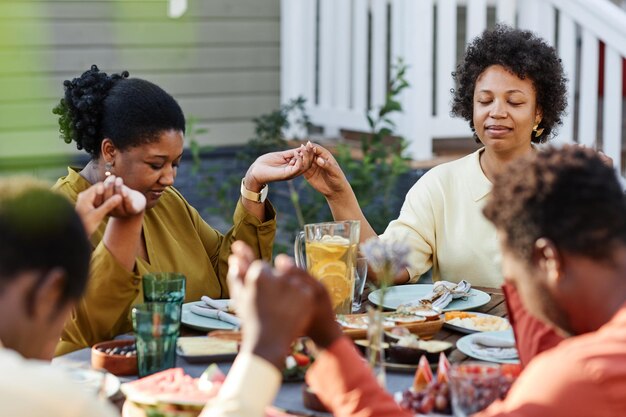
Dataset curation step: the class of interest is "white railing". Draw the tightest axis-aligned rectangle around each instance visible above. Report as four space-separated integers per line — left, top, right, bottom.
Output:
281 0 626 168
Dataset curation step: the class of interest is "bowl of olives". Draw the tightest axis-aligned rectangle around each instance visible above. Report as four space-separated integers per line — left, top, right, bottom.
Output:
91 339 138 376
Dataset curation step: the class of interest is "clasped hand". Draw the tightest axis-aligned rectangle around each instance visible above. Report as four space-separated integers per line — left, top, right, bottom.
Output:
226 241 342 370
244 143 316 190
75 175 146 236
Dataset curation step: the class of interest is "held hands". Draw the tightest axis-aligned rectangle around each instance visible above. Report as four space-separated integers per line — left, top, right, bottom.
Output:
75 175 146 236
227 241 342 369
303 142 351 199
243 144 315 191
242 141 352 199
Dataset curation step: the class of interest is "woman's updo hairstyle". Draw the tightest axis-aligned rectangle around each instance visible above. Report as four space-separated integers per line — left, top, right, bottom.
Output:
451 24 567 144
53 65 185 158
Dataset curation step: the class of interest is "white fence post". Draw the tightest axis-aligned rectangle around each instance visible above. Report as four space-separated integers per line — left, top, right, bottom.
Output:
496 0 516 26
280 0 315 139
397 0 434 160
535 1 556 46
603 45 623 168
556 13 577 144
466 0 487 44
578 28 600 148
436 0 457 118
371 0 389 113
318 0 338 136
352 1 369 113
334 1 352 112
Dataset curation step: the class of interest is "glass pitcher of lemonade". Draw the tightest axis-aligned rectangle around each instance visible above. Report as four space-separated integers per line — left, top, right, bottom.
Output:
294 221 360 314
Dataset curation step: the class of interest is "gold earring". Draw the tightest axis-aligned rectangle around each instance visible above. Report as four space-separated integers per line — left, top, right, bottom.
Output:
104 162 112 177
533 123 544 138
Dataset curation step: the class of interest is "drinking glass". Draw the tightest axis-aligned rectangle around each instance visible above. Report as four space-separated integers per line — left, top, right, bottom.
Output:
352 257 368 312
449 362 502 417
294 221 360 314
142 272 186 304
132 302 181 377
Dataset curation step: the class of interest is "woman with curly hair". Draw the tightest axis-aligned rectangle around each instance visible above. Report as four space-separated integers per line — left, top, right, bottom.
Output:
52 65 313 354
305 25 567 288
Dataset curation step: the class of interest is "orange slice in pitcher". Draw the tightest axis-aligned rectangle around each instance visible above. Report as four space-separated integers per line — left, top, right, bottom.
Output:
312 261 347 279
319 272 351 309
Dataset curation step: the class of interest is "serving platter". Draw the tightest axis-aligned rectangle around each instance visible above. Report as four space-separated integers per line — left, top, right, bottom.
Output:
353 339 440 374
368 284 491 311
176 336 238 363
443 311 511 334
338 313 443 340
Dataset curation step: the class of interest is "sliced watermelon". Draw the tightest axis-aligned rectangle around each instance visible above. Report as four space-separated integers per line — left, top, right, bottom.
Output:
436 352 450 384
412 355 433 392
121 367 224 407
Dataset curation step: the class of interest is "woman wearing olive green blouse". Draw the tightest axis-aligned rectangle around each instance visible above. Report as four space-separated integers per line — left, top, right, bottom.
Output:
52 66 313 355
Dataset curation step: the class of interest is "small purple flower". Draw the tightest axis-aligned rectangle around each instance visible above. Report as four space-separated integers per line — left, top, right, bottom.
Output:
360 238 411 286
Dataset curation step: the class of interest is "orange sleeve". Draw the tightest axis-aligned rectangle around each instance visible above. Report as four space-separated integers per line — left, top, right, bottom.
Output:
305 337 412 417
503 283 564 367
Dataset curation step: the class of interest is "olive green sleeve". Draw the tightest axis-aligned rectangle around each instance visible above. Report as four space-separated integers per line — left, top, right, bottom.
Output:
55 241 141 356
193 198 276 298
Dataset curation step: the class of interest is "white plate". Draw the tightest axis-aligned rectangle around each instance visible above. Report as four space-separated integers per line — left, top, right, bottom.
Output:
61 367 121 398
182 301 237 332
443 312 511 334
456 330 520 364
368 284 491 311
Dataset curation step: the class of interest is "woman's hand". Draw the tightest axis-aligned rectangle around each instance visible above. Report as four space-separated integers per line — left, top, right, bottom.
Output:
76 176 146 238
303 143 351 199
226 241 324 369
244 143 315 190
101 175 146 218
75 182 123 237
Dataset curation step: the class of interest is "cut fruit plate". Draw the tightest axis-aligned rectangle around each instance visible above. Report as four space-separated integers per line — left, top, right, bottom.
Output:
443 311 511 334
337 312 443 340
121 366 300 417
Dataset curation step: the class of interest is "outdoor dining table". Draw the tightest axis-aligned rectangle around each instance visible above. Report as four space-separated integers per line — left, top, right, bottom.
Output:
51 286 506 417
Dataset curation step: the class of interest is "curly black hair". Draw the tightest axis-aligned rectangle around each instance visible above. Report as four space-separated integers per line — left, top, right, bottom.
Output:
451 24 567 144
483 145 626 263
53 65 186 158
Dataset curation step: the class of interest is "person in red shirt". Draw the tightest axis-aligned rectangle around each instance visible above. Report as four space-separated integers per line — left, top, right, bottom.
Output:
227 144 626 417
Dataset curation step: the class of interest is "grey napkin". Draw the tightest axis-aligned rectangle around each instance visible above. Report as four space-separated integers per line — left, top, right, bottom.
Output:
201 295 231 311
470 335 518 360
422 280 473 311
190 304 241 328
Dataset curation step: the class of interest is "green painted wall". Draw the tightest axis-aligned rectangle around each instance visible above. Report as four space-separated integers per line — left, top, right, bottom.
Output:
0 0 280 171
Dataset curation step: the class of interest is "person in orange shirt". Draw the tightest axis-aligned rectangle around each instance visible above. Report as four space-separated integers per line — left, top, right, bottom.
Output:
473 145 626 416
226 144 626 417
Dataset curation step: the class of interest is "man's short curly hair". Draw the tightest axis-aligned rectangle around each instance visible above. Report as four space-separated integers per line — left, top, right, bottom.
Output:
483 145 626 263
451 24 567 144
